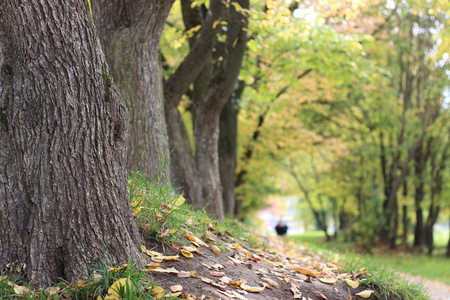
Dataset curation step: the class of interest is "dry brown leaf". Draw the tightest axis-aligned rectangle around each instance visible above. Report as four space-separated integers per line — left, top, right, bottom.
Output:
355 290 374 298
211 264 225 270
262 277 280 288
314 291 328 299
147 250 163 257
229 257 244 265
230 290 248 300
172 241 180 250
290 284 302 299
158 228 170 238
178 271 191 278
45 286 60 295
259 282 272 289
220 276 232 284
211 245 221 254
200 276 212 283
13 285 31 295
292 267 320 277
184 233 207 246
241 284 265 293
210 271 225 277
170 285 183 292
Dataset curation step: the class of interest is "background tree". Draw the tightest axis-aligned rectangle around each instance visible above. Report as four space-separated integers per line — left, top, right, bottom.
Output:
92 0 174 180
163 0 249 219
0 0 143 285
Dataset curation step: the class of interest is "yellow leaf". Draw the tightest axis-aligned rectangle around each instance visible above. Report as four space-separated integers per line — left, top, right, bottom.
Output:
130 200 143 208
132 207 141 215
241 284 265 293
180 249 194 258
147 250 163 257
356 290 374 298
319 277 337 284
110 264 128 272
151 286 164 299
153 255 179 261
0 276 6 281
170 285 183 292
291 267 320 277
172 195 185 208
262 258 283 266
105 278 131 300
231 243 251 256
211 245 221 254
181 246 198 252
345 279 360 288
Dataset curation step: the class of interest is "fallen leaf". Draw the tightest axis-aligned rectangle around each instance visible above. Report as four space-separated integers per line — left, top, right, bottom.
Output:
147 250 163 257
190 270 198 277
210 271 225 277
220 276 232 284
314 291 328 299
151 285 164 299
356 290 374 298
200 276 212 284
0 276 6 281
158 228 170 238
172 241 180 250
178 271 191 278
290 284 302 298
229 257 244 265
152 255 179 261
345 279 360 288
319 277 337 284
170 285 183 292
262 278 280 288
182 246 198 252
241 284 265 293
211 245 221 254
172 195 185 208
332 286 339 292
105 278 131 300
180 249 194 258
145 262 161 269
184 233 207 246
150 267 179 275
13 285 32 296
211 263 225 270
292 267 320 277
232 243 251 256
109 264 128 272
230 290 248 299
45 287 60 295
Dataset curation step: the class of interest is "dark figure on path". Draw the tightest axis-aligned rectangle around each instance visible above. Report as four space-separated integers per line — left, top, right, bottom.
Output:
275 219 288 236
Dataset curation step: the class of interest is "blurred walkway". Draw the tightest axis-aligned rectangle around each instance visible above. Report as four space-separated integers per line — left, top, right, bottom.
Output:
399 273 450 300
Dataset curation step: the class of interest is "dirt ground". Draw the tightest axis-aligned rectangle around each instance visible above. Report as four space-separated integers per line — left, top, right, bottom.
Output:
144 234 407 300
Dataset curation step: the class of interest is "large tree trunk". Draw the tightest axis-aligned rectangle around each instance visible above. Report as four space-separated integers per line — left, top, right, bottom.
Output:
92 0 174 181
0 0 143 286
413 144 425 247
92 0 173 180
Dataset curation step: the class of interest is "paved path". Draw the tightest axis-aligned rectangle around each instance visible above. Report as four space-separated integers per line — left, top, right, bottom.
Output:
399 273 450 300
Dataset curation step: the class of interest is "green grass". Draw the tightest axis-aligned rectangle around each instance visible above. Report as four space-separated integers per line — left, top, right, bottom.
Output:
291 230 450 285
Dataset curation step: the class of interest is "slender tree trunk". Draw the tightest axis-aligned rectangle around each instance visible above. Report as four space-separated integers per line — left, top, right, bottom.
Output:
219 97 239 216
402 205 408 245
219 81 244 216
0 0 142 285
92 0 174 181
413 145 425 247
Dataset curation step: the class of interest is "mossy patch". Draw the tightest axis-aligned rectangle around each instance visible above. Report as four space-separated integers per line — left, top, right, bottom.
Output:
102 64 113 102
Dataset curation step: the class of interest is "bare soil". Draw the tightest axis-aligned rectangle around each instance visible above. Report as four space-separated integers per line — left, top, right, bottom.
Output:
145 235 407 300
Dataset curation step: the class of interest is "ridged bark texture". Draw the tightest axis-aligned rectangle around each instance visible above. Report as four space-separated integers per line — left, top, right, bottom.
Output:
92 0 174 181
0 0 142 286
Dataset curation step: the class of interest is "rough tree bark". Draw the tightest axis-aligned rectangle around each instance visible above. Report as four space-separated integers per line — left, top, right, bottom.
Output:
0 0 143 285
92 0 174 181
